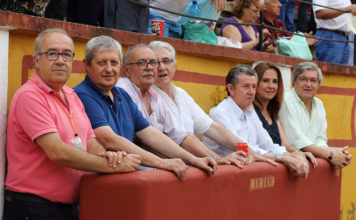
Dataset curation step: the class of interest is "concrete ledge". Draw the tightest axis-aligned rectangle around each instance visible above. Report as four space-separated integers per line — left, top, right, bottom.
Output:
80 159 341 220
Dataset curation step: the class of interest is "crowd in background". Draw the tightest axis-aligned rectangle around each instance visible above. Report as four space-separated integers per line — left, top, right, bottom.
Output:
0 0 355 65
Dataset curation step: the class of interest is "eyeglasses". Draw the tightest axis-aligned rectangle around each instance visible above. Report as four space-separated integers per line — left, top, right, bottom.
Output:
158 58 174 66
298 77 318 84
127 59 158 69
37 50 75 62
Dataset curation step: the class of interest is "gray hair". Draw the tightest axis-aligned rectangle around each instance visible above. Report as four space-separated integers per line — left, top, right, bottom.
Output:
226 64 258 96
292 62 323 86
85 36 122 65
123 44 150 65
148 41 176 61
34 28 74 55
264 0 270 4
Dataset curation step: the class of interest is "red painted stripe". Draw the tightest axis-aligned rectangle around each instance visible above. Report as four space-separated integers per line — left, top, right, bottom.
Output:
174 70 225 85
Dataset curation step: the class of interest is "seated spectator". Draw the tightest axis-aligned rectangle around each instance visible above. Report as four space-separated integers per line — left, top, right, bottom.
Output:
258 0 317 53
279 62 352 167
148 0 225 38
313 0 356 65
253 62 316 165
75 36 216 180
117 44 245 168
4 29 141 220
203 64 311 177
219 0 261 50
149 40 274 165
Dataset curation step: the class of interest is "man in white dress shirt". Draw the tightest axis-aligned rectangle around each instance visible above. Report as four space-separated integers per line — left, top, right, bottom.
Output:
117 44 248 167
203 64 310 177
279 62 352 167
148 40 276 165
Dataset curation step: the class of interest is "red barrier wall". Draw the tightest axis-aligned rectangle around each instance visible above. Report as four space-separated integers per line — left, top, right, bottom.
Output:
80 159 341 220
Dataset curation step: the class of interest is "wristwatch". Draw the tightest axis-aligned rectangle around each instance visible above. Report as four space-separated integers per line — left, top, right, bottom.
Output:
327 151 333 161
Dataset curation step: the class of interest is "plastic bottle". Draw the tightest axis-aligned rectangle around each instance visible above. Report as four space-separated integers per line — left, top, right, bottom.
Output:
188 0 201 24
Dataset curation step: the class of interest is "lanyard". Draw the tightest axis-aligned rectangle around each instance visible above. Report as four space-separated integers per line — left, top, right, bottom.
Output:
50 95 78 137
32 76 78 137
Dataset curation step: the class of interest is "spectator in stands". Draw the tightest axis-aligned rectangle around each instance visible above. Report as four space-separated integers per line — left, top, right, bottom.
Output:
278 0 296 32
296 0 316 33
203 64 311 177
253 62 316 165
313 0 356 65
1 0 50 16
148 0 226 38
117 44 246 167
67 0 104 26
279 62 352 167
3 29 141 220
75 36 216 180
67 0 149 33
104 0 149 33
148 40 275 165
45 0 68 20
258 0 317 52
219 0 262 50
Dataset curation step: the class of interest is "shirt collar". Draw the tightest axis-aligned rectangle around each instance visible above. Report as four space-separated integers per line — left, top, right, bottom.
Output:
125 77 158 101
84 75 120 101
226 96 254 120
291 88 316 105
31 73 73 95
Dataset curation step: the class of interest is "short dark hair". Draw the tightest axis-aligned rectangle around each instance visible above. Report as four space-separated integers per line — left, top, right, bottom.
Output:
226 64 258 96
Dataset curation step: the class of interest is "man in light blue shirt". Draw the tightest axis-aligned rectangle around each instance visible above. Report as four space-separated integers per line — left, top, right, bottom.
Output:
203 64 310 177
279 62 352 167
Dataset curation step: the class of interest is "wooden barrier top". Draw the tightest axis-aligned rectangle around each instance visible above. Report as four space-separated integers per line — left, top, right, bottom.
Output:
0 10 355 76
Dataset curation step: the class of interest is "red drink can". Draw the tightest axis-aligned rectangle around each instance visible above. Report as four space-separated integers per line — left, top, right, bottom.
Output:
236 143 248 156
151 20 165 37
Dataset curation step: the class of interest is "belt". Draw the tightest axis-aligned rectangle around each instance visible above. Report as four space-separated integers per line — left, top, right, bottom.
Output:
317 28 349 37
4 190 68 205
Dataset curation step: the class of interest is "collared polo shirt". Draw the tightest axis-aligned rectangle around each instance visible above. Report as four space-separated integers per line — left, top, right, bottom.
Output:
6 73 95 204
74 76 150 142
279 88 328 150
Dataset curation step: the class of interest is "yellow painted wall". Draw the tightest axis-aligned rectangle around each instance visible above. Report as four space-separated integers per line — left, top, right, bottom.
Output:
7 31 356 219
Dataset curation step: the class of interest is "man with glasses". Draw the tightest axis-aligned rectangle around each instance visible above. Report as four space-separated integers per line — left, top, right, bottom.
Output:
75 37 217 180
4 29 141 220
148 40 276 165
116 44 246 166
279 62 352 167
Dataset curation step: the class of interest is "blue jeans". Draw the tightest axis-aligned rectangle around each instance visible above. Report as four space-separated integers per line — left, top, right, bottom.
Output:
315 29 350 65
278 0 295 32
147 10 183 38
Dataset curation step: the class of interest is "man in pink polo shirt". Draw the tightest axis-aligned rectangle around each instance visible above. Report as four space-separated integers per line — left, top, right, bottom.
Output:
4 28 141 220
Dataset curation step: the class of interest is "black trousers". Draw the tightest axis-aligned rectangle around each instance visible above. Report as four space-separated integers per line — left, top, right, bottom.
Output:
3 190 78 220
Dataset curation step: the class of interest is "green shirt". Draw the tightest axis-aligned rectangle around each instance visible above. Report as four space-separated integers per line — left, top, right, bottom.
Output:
279 88 328 150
